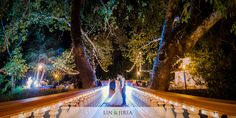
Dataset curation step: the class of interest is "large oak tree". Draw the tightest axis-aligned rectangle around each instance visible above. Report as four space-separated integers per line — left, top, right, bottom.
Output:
151 0 235 90
71 0 96 88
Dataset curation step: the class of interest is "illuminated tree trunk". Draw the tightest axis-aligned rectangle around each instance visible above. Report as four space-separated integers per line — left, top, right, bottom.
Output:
11 76 15 93
151 0 224 91
151 0 180 91
71 0 96 88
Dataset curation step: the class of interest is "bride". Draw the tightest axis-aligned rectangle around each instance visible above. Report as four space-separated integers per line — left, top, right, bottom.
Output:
108 78 123 106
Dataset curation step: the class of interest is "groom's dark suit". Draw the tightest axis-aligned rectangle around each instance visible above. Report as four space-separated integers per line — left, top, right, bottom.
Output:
120 77 126 105
110 79 116 90
109 79 116 98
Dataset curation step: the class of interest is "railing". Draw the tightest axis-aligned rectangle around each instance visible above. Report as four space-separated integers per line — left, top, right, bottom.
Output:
0 86 108 118
131 86 236 118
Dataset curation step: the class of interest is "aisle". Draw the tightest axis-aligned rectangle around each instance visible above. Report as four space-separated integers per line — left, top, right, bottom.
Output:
63 86 154 118
91 96 151 118
100 86 149 107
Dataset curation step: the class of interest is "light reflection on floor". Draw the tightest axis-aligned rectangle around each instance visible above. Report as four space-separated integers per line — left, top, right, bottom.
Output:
101 86 148 107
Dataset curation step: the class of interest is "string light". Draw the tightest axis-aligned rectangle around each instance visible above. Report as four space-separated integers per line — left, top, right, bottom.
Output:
92 49 96 72
126 39 160 73
126 55 139 72
140 38 161 50
49 59 80 75
126 51 142 73
126 63 136 72
81 29 109 72
48 48 80 75
93 51 109 72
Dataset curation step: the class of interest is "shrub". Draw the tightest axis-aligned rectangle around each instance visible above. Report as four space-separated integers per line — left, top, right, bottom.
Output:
0 88 69 102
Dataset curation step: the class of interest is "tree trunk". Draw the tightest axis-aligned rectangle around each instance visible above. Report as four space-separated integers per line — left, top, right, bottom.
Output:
11 76 15 93
151 0 179 91
151 41 179 91
151 1 225 91
71 0 96 88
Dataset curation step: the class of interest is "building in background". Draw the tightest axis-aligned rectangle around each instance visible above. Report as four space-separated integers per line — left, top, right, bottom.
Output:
169 58 207 90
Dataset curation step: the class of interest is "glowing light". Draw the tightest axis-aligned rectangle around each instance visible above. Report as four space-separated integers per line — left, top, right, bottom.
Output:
126 86 133 98
38 63 44 70
190 106 194 111
100 86 109 99
182 57 191 65
34 81 40 87
26 77 33 89
163 99 167 103
137 71 140 76
42 107 50 112
54 74 58 78
174 16 180 22
213 112 219 117
174 102 179 106
57 102 63 107
201 110 207 115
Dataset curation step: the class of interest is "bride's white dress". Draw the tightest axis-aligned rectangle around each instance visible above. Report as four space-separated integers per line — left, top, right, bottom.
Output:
109 80 123 105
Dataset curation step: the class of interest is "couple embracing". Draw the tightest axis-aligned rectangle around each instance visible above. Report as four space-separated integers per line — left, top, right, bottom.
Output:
108 74 126 106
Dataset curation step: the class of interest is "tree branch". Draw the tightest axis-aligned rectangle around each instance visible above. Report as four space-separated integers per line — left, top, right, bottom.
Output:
1 19 12 57
185 10 224 51
80 28 98 53
0 69 6 74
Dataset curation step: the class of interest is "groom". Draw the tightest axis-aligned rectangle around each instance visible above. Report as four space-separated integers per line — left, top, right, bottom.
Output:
118 74 126 105
109 78 116 98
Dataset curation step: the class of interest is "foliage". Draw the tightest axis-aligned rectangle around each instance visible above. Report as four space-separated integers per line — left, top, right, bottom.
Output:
186 39 236 99
95 37 114 70
125 32 158 64
230 22 236 35
52 70 63 83
0 0 72 76
180 1 191 23
0 81 11 94
0 74 3 84
12 86 24 95
0 88 69 102
80 0 119 71
121 0 166 64
0 74 10 94
0 0 72 93
3 48 28 78
96 0 119 32
0 0 71 54
81 0 166 70
0 48 28 93
51 49 76 74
